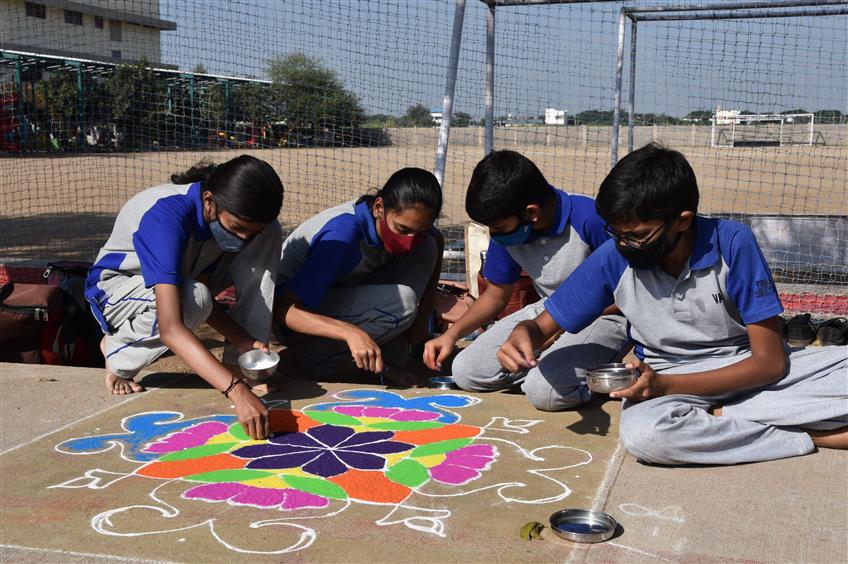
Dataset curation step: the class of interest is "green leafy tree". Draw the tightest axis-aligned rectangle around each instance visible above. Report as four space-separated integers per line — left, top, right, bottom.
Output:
363 113 399 128
269 53 364 137
400 104 434 127
452 111 472 127
105 57 163 149
813 109 844 124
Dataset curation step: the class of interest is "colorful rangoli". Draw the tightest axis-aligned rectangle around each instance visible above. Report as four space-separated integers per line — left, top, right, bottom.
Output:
52 390 591 555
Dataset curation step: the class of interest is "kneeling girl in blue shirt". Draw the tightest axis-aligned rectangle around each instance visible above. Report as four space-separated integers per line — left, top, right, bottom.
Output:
274 168 442 384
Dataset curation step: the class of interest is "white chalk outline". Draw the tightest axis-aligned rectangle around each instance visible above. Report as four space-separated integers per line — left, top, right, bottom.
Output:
0 543 177 563
44 396 606 554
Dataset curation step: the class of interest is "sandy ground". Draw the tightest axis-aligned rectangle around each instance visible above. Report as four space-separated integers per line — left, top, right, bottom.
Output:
1 142 846 264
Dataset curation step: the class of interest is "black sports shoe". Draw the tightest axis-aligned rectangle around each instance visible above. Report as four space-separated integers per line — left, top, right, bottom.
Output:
786 313 815 347
817 317 848 346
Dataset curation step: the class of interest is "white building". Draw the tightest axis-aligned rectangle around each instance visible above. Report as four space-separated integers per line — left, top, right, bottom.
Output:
430 108 442 126
0 0 177 68
545 108 566 125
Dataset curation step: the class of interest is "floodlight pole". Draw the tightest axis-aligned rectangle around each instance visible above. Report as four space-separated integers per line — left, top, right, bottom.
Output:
435 0 467 188
485 1 496 155
611 7 626 166
627 17 637 154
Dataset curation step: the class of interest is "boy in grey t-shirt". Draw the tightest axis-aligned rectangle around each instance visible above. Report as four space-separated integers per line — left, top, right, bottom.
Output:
423 151 630 411
499 143 847 465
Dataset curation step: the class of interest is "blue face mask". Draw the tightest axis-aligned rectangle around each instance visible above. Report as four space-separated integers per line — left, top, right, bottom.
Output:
210 220 248 253
491 222 533 247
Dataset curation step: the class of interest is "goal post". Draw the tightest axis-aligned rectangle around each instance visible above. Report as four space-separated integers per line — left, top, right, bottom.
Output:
710 112 816 148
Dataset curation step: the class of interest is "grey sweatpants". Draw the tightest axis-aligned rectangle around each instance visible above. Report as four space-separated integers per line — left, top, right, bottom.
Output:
451 302 631 411
102 223 281 379
281 236 438 378
619 344 848 466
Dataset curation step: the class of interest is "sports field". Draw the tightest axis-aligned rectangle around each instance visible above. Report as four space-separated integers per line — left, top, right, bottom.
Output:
2 129 845 265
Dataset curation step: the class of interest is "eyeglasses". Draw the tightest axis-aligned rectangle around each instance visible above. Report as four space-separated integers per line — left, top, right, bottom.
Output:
604 220 671 249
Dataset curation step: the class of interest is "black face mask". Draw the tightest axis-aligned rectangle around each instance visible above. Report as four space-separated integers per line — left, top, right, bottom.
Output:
615 222 683 268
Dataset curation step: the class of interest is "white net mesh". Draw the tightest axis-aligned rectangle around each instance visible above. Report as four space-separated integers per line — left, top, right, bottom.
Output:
1 0 846 313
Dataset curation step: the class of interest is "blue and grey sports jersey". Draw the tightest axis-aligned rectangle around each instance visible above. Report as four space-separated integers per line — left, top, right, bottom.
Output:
277 199 390 309
544 216 784 370
85 182 225 332
481 188 609 298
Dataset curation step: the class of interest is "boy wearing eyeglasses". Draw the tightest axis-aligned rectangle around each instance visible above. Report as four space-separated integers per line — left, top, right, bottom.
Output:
423 150 630 411
498 143 847 464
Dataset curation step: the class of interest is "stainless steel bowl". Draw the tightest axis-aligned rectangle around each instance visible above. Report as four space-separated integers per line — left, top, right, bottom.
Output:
549 509 618 543
429 376 458 390
237 350 280 381
584 363 638 394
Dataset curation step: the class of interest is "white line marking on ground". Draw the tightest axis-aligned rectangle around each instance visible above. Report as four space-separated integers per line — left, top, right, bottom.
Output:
0 386 156 457
607 541 671 561
591 440 626 512
0 543 178 563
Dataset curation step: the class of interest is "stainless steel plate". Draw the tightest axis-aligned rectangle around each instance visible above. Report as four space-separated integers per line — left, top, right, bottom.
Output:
549 509 618 543
429 376 458 390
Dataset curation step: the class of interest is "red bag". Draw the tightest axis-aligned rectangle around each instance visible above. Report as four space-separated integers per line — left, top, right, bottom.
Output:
0 282 102 366
432 282 475 334
477 271 540 320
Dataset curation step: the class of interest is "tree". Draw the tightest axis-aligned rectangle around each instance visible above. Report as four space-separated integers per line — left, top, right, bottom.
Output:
452 112 472 127
105 57 163 149
193 63 208 74
363 114 399 128
685 110 713 123
813 109 844 124
268 53 364 136
400 104 434 127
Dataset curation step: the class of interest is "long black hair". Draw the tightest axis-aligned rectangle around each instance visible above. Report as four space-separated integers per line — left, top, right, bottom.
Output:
171 155 284 223
358 167 443 219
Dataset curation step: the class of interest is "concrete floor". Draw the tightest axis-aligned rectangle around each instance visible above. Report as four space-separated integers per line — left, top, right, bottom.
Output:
0 360 845 563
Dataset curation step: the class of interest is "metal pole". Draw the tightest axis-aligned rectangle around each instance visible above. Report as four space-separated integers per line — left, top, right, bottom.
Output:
189 74 197 148
633 5 848 21
434 0 466 188
14 57 27 152
624 0 846 15
224 79 231 143
809 114 814 145
484 1 495 155
611 7 626 166
627 18 637 154
74 61 84 149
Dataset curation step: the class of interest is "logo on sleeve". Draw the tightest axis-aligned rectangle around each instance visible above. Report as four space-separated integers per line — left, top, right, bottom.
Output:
754 279 776 298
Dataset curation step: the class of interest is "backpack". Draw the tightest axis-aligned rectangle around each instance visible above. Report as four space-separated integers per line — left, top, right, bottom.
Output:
0 281 103 367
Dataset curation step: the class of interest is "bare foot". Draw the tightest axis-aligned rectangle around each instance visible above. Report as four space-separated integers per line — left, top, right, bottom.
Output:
101 337 145 395
106 372 145 394
806 426 848 449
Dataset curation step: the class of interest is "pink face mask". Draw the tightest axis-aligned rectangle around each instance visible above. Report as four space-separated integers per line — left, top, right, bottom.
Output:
380 215 424 255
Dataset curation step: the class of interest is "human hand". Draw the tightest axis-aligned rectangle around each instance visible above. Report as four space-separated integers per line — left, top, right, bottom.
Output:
228 382 271 440
344 326 384 373
234 336 270 356
609 359 664 402
497 322 541 373
423 333 456 371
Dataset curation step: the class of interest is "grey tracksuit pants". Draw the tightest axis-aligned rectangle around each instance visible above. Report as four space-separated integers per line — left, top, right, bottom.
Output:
619 344 848 465
281 236 438 378
101 224 281 379
451 301 632 411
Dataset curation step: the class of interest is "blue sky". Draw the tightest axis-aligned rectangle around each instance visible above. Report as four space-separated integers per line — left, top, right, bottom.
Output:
160 0 847 118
